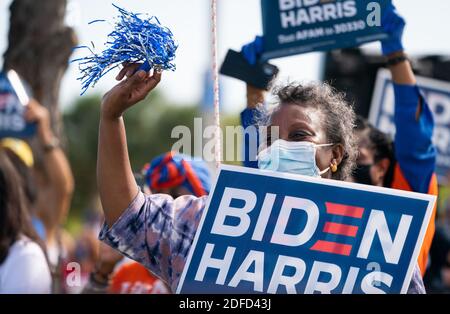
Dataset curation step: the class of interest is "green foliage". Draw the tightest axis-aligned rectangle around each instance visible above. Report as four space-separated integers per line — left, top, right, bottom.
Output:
63 95 102 216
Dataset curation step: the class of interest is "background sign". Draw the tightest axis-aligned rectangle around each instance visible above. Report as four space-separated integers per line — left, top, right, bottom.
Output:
177 165 435 294
261 0 391 60
0 71 35 139
369 69 450 184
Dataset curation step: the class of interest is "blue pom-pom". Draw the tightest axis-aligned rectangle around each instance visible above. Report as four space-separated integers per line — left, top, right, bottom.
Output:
72 4 177 95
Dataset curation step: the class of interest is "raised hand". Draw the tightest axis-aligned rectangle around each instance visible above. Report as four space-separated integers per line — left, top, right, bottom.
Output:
381 4 406 56
101 64 162 119
24 99 54 145
241 36 264 65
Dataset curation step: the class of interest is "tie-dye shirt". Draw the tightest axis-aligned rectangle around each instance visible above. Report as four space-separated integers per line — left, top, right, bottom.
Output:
99 190 426 294
99 191 207 293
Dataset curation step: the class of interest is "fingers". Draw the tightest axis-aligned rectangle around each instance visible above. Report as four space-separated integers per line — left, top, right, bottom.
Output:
381 7 394 27
122 70 147 91
131 70 162 102
145 70 162 90
24 104 38 122
242 45 255 65
116 66 128 81
133 70 162 101
23 107 34 122
115 68 162 106
254 36 264 54
23 99 37 121
116 63 142 81
142 70 162 93
125 64 141 78
134 70 148 82
24 99 49 123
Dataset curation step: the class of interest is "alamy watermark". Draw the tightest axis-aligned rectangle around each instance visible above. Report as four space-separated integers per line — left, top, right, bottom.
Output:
170 118 279 163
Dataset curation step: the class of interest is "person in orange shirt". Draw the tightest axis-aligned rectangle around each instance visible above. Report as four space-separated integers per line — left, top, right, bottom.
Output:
352 6 437 277
109 261 169 294
239 5 434 292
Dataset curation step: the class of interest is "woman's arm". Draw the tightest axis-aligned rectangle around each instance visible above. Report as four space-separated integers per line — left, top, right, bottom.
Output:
97 68 161 227
24 100 74 232
388 52 415 85
382 5 436 194
97 67 210 291
241 85 266 169
240 37 269 168
381 5 437 276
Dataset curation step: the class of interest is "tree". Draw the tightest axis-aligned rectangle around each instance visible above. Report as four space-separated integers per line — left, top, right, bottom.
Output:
3 0 77 136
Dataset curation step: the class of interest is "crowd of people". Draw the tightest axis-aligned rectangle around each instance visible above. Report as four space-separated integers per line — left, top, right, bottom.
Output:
0 4 449 294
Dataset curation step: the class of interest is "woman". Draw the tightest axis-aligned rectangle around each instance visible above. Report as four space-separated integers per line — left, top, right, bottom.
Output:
0 150 51 293
1 97 75 294
96 63 360 293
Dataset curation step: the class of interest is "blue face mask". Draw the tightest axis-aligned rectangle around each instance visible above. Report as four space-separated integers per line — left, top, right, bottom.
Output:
257 139 334 177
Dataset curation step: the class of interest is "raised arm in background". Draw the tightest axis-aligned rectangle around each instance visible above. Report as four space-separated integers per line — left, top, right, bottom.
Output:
381 4 438 275
25 100 74 242
240 37 269 168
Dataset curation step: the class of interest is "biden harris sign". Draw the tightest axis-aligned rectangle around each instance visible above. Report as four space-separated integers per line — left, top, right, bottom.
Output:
260 0 391 60
177 165 435 294
369 69 450 184
0 72 35 139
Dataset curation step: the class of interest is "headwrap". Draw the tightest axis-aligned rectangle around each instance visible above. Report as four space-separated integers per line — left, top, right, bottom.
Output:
142 152 211 197
0 138 34 168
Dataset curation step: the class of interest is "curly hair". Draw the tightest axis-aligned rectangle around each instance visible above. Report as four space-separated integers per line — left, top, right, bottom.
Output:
257 82 358 181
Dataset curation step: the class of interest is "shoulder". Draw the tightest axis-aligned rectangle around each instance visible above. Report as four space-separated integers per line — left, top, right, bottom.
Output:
0 236 51 294
147 193 207 206
146 193 207 216
145 194 208 238
2 237 49 274
6 236 46 261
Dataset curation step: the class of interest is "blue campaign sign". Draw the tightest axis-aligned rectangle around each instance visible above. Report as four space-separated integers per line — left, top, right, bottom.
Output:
0 72 36 139
369 69 450 184
260 0 391 61
177 165 435 294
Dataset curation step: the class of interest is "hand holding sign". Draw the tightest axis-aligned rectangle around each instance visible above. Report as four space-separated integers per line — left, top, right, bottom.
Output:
220 37 278 90
23 99 53 145
241 36 265 66
380 4 405 56
0 71 36 139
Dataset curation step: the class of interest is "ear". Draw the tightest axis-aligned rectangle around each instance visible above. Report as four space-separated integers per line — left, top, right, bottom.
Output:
331 144 345 166
373 158 391 183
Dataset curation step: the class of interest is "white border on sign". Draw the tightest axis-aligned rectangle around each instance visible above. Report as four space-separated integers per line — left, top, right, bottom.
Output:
369 68 450 126
175 163 223 294
369 68 391 126
176 164 436 294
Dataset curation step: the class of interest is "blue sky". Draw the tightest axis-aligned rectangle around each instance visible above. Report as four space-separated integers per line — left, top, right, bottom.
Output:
1 0 450 114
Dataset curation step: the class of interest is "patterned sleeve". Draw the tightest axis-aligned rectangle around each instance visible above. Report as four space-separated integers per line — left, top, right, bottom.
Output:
99 190 207 293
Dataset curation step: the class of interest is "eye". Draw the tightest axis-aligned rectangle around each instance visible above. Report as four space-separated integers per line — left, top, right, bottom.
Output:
289 130 310 141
